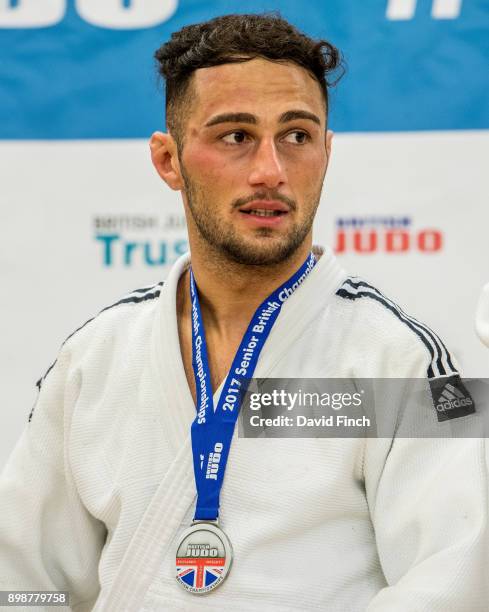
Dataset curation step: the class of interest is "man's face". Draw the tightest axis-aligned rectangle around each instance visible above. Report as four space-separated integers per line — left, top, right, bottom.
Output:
177 58 331 265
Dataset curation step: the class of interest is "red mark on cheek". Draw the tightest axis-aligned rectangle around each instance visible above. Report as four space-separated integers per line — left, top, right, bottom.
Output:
185 146 237 183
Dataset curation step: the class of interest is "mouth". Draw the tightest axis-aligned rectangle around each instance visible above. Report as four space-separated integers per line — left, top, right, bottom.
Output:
236 200 291 228
240 209 286 217
237 200 290 219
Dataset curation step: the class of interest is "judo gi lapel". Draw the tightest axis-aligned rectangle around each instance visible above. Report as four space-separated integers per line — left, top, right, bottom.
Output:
153 252 195 451
246 246 348 378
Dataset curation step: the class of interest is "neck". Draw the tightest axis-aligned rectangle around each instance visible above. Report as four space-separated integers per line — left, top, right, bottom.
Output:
181 240 315 339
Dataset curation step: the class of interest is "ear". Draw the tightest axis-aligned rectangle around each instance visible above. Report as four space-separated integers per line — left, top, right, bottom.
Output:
149 131 184 191
325 130 333 165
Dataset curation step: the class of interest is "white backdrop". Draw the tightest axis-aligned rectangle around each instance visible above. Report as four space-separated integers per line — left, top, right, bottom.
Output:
2 130 488 468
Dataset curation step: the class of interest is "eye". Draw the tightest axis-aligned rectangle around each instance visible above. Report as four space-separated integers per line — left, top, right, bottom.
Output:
221 131 249 145
283 130 310 144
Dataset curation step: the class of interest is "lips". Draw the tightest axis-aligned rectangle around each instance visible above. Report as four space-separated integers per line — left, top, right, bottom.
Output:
237 200 289 217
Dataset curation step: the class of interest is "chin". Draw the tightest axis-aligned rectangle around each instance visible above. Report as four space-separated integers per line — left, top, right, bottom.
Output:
218 235 305 266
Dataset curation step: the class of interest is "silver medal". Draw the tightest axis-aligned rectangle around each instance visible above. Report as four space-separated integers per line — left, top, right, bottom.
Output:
175 521 233 594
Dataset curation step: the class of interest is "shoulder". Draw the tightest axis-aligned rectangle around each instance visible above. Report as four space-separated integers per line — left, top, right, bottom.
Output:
65 280 163 344
332 275 459 380
33 281 164 400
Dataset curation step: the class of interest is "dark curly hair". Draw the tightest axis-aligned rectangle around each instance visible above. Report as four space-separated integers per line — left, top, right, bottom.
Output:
154 13 344 149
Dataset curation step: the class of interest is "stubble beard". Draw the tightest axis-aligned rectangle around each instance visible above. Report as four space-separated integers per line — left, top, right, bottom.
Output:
180 165 322 266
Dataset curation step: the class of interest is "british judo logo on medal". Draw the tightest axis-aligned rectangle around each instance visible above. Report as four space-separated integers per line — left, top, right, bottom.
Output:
175 522 232 594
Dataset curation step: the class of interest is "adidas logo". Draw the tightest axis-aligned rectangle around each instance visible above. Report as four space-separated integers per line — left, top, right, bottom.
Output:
429 375 476 422
436 383 474 412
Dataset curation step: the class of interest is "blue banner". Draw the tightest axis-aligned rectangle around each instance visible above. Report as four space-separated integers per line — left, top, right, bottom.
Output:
0 0 487 138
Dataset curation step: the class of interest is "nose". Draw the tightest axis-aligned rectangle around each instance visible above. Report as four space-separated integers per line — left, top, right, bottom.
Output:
248 137 286 189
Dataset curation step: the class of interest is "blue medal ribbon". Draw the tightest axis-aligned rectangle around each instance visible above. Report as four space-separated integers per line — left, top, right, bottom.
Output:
189 252 317 520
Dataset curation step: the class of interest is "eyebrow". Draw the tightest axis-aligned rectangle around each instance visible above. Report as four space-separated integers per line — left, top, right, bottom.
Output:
279 110 321 126
204 109 321 128
205 113 256 127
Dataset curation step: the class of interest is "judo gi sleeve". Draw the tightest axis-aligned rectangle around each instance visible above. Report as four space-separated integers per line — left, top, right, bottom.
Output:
0 347 107 611
364 433 488 611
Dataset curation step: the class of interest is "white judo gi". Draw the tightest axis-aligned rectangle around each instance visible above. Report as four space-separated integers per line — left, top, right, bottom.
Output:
0 246 487 611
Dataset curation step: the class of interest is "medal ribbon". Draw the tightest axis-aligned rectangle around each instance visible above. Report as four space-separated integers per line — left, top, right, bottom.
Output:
189 252 316 520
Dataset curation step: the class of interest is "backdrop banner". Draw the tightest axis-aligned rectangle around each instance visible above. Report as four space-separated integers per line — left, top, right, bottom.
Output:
1 0 488 467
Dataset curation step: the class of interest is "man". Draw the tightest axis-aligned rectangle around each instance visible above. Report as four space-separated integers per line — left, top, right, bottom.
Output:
0 13 487 612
